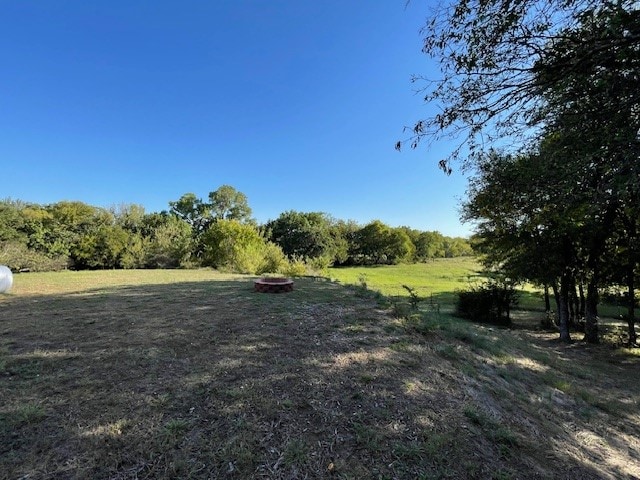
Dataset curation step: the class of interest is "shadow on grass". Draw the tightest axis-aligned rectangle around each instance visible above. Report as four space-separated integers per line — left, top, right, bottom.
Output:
0 277 637 479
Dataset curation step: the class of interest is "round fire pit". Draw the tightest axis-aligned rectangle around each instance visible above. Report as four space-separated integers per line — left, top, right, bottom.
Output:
254 277 294 293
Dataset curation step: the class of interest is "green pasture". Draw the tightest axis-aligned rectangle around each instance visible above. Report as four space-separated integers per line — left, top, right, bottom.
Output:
328 259 629 320
326 258 560 313
328 257 482 304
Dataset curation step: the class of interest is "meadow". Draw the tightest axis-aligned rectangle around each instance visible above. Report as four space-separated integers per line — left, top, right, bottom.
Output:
328 259 625 319
328 257 482 306
1 265 638 479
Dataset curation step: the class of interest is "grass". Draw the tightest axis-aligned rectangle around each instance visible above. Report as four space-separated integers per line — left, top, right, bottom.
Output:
1 267 639 479
330 259 632 324
329 257 481 305
329 259 553 316
5 268 244 296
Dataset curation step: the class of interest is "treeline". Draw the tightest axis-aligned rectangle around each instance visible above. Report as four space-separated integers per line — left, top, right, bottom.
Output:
0 186 471 274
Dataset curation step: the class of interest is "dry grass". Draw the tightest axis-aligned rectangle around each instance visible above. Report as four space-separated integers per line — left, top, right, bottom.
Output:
1 270 639 479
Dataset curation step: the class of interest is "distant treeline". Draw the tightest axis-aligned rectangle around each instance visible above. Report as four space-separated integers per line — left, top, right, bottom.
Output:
0 186 472 274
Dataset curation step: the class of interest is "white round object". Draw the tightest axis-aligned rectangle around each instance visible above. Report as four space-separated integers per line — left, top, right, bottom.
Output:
0 265 13 293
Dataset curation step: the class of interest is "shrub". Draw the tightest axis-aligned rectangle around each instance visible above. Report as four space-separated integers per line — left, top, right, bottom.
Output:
0 241 68 272
281 256 308 277
145 217 193 268
256 242 287 275
456 281 518 326
201 220 291 275
402 285 421 311
308 255 331 274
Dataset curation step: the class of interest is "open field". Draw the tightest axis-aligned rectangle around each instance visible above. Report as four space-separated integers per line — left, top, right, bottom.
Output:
329 258 544 311
1 269 639 479
328 259 627 319
328 258 482 305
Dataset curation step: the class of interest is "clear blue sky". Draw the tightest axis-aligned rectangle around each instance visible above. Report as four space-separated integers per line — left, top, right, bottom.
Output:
0 0 472 237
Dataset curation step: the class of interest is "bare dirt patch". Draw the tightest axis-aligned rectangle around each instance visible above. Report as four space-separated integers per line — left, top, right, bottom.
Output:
1 274 638 479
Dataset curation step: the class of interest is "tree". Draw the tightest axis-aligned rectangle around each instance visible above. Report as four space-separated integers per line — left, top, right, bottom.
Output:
608 210 640 346
465 123 637 344
169 193 211 233
21 201 112 259
169 186 253 262
208 185 252 222
332 219 360 265
145 215 193 268
398 0 636 171
71 225 129 269
443 237 474 258
353 221 415 265
434 1 639 343
266 211 341 263
48 201 103 234
414 231 446 261
201 220 283 274
119 232 147 269
113 203 146 234
0 199 27 243
462 149 585 342
532 3 640 342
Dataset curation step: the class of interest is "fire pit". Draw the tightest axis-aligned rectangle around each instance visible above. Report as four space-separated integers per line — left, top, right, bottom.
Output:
254 277 294 293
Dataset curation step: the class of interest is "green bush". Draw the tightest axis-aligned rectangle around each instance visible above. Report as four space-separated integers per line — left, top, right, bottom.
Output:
281 257 308 277
145 217 193 268
308 255 331 274
202 220 289 275
456 281 518 326
257 242 287 275
0 241 68 272
201 220 261 273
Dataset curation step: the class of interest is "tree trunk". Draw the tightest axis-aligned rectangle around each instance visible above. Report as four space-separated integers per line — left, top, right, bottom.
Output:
583 279 599 344
573 282 581 322
544 284 551 313
539 284 554 329
505 288 511 324
578 283 586 319
552 282 561 327
627 265 637 346
558 274 572 342
568 282 576 328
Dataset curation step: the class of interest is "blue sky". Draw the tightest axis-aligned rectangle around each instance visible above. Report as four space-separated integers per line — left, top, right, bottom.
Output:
0 1 472 237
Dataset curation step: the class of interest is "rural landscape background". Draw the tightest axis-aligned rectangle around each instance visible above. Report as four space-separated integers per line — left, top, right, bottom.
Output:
1 188 639 478
2 0 640 478
0 188 472 275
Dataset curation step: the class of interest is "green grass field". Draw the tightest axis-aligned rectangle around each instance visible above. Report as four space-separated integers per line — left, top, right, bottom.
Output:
1 267 639 479
328 258 548 314
328 257 482 303
328 259 626 319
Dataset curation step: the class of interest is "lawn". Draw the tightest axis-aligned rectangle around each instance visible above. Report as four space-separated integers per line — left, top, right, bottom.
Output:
1 269 639 479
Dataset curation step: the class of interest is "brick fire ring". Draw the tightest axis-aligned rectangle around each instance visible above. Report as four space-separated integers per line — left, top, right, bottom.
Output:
254 277 294 293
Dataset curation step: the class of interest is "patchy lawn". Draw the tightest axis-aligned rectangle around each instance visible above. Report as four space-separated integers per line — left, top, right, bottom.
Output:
1 271 638 479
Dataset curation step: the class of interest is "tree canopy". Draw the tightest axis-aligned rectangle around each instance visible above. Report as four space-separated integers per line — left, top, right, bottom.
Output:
447 0 640 343
399 0 637 171
0 190 472 274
